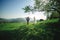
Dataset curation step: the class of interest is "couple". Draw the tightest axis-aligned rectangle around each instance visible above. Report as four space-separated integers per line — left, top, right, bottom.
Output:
26 16 36 25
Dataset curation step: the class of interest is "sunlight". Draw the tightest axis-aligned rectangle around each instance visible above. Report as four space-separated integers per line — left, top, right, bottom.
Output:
25 12 47 20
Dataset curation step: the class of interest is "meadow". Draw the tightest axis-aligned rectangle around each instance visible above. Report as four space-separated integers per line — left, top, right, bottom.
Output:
0 19 60 40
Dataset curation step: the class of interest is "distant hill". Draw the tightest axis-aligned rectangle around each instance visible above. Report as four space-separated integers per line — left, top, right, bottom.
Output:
0 18 26 23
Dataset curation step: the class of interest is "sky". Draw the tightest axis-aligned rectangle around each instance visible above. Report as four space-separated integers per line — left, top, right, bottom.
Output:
0 0 46 20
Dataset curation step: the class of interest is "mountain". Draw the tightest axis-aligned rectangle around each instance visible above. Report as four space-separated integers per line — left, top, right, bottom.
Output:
0 18 26 23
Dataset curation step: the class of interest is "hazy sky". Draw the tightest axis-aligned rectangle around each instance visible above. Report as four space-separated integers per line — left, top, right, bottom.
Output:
0 0 46 20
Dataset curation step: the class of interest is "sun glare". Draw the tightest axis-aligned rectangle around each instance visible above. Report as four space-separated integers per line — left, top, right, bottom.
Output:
25 12 47 20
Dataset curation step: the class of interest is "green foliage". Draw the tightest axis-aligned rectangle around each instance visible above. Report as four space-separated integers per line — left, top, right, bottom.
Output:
0 19 59 40
44 0 60 19
34 0 60 19
23 6 31 13
34 0 44 11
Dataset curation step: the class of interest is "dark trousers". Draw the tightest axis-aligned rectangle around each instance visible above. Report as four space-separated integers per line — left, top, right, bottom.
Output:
27 20 29 25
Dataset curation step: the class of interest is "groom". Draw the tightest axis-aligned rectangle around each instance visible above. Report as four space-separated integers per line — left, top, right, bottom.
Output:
26 17 30 25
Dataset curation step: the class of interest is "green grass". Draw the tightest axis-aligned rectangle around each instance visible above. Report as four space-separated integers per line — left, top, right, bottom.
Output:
0 18 59 30
0 23 26 30
0 18 59 40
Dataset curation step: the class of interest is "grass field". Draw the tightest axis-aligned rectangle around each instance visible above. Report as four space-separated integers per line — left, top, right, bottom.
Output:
0 19 59 40
0 23 25 30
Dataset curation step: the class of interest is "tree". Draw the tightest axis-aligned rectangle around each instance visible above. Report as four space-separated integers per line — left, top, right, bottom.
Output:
43 0 60 20
43 0 60 40
23 5 36 24
23 6 31 14
34 0 44 11
34 0 60 20
34 0 51 20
